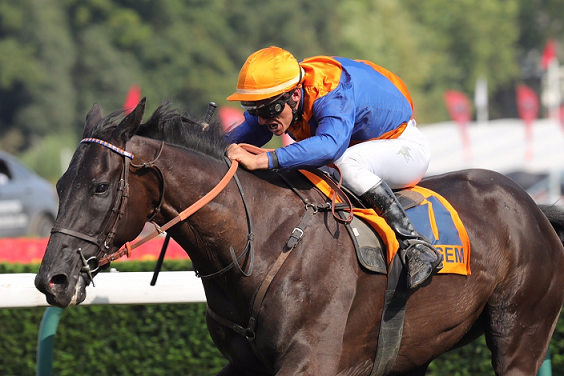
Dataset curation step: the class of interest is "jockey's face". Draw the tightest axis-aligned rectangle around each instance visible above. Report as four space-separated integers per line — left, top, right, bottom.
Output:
256 89 300 137
257 102 293 136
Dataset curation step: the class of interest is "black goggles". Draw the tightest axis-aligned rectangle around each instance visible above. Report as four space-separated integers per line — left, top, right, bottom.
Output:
242 94 291 119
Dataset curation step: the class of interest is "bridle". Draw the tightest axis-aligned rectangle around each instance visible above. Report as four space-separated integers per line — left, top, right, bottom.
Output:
50 137 166 284
51 137 252 285
51 137 348 289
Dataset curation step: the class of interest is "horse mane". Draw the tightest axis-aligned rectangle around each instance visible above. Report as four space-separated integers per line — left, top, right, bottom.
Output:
90 99 229 160
137 99 229 160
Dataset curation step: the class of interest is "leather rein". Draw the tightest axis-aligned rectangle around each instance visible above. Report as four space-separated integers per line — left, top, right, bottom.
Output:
51 137 354 371
51 137 257 285
51 137 351 290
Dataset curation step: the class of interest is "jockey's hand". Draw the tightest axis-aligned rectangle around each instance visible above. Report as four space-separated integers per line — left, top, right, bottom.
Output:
226 144 269 171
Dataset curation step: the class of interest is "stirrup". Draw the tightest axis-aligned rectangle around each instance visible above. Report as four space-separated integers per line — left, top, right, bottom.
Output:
402 239 443 268
403 240 443 289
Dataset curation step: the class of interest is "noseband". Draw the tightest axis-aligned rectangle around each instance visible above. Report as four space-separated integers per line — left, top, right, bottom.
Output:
50 138 166 284
51 137 252 285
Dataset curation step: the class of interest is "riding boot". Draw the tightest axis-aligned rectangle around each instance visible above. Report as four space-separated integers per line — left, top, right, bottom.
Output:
360 180 443 289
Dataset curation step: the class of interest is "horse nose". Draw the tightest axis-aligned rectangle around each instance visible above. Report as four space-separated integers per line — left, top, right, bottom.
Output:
34 271 69 297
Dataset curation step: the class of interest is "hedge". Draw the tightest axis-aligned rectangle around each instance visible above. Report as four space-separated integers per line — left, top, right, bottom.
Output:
1 261 563 375
1 261 228 375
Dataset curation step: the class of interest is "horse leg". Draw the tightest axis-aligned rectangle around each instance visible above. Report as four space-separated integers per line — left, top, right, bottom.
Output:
264 249 371 375
484 299 558 375
484 262 563 375
274 341 321 375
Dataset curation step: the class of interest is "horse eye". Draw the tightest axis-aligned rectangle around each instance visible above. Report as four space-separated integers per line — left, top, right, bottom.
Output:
95 183 109 194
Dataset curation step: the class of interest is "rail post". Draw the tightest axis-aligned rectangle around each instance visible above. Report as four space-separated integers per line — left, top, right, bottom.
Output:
36 307 64 376
538 348 552 376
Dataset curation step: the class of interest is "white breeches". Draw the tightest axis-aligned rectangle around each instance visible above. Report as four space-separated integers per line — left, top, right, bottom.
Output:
334 120 430 195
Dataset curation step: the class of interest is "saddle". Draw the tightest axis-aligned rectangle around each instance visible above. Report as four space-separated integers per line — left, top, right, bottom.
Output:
337 189 424 275
299 170 471 276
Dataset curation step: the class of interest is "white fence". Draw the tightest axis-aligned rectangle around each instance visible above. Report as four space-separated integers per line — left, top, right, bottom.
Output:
422 118 564 176
0 271 206 308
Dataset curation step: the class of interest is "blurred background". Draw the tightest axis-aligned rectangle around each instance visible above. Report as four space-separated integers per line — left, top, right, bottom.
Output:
0 0 562 185
2 1 564 374
1 0 564 236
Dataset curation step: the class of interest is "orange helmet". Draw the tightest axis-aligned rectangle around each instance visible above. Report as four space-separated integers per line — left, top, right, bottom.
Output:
227 46 304 102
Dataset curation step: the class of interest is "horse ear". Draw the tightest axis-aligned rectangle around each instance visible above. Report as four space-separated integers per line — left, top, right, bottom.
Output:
113 97 146 143
83 103 104 138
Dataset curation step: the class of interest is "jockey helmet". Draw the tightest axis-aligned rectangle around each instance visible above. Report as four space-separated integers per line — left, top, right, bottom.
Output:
227 46 304 102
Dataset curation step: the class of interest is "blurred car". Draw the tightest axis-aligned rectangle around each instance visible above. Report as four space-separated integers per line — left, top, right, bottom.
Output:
0 150 58 237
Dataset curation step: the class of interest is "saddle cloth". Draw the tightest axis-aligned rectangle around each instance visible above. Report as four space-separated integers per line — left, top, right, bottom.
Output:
300 170 471 276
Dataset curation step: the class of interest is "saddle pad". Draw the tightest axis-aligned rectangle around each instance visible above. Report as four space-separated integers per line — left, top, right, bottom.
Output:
300 170 471 276
406 186 471 275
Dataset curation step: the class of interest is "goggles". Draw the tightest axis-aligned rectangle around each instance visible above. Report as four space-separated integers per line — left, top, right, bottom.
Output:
241 93 291 119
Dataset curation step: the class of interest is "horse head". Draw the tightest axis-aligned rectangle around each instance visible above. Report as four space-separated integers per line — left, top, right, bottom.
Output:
35 99 153 307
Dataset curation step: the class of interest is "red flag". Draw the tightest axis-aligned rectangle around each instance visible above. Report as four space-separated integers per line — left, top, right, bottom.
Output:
516 84 540 160
218 106 244 132
444 90 472 124
541 39 557 70
123 85 141 115
444 90 472 161
516 84 539 123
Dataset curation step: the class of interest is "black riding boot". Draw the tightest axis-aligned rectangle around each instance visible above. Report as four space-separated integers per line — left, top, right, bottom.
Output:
360 181 443 289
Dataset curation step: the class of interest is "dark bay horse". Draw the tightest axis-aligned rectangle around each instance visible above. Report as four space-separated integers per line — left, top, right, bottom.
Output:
36 99 564 375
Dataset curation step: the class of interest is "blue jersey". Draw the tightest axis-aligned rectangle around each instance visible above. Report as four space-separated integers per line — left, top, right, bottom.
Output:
227 56 413 169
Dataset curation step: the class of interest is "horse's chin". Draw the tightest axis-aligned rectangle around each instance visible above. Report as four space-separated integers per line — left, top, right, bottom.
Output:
69 275 87 306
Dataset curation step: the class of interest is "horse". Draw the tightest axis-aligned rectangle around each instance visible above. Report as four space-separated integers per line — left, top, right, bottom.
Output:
35 98 564 375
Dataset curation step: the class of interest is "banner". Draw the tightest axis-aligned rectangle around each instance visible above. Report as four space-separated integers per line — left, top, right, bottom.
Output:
541 39 557 70
218 106 244 132
0 236 188 264
444 90 472 161
516 84 540 160
516 84 540 123
282 133 294 146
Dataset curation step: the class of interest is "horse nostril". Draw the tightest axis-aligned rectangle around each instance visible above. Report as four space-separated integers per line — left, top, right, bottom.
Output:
49 274 68 291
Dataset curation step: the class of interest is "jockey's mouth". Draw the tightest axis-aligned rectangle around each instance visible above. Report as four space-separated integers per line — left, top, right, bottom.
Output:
266 122 284 135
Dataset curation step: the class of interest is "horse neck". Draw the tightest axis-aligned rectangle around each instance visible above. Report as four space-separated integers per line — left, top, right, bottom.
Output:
134 138 259 275
132 137 321 287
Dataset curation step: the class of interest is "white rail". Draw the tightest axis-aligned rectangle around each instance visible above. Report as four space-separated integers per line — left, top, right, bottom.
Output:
0 271 206 308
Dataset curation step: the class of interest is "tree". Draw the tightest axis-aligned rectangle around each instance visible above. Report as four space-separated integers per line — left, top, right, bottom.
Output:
400 0 521 121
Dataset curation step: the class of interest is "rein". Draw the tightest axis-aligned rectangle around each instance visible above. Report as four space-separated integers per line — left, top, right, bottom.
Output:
98 142 351 269
51 138 244 284
98 150 240 267
55 137 356 372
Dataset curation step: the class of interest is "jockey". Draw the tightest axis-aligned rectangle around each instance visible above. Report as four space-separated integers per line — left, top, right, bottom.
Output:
226 46 443 289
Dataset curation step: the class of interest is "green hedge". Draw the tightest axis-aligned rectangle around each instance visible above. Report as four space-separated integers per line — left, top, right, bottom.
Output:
1 261 228 376
1 261 563 374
